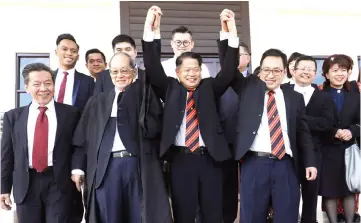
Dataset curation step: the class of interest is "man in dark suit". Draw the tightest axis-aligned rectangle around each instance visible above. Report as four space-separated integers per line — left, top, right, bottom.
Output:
85 48 107 80
283 55 335 223
71 50 171 223
0 63 81 223
218 10 317 223
142 6 239 223
93 34 161 94
54 33 94 112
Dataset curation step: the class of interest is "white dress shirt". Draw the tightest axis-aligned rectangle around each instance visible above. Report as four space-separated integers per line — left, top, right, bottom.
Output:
161 57 211 79
54 68 75 105
294 84 314 106
250 88 293 156
144 30 239 147
27 100 57 167
110 88 129 152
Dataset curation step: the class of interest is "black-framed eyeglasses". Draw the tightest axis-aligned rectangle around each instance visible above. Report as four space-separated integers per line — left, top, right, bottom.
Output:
261 68 283 76
174 40 191 47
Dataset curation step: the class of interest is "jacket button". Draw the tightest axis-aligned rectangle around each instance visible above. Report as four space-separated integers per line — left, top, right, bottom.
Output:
258 114 262 117
176 125 179 128
253 131 256 134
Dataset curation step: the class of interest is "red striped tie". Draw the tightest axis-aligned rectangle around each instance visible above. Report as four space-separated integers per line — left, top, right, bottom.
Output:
267 91 286 159
32 107 48 172
185 90 200 152
57 71 68 103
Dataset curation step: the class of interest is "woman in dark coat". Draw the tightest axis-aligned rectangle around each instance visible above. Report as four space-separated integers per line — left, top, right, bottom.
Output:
318 54 360 223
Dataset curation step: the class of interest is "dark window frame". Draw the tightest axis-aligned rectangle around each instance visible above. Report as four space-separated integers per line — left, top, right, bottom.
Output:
15 53 50 107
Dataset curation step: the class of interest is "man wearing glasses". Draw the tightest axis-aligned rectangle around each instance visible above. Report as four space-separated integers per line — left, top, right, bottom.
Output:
283 55 334 223
161 26 211 78
218 11 318 222
71 52 171 223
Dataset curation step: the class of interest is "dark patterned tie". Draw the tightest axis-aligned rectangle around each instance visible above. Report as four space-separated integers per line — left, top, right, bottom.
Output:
185 90 200 152
57 71 68 103
267 91 286 159
32 107 48 172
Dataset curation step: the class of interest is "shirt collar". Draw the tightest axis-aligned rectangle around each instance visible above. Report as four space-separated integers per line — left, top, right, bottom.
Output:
294 83 314 93
58 67 75 76
30 99 55 112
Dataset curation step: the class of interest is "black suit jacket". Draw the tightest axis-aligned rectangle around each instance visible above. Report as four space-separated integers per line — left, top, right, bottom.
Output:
319 84 360 149
0 103 80 203
142 39 238 162
72 75 171 223
282 83 335 152
94 39 162 95
54 69 94 111
217 39 316 174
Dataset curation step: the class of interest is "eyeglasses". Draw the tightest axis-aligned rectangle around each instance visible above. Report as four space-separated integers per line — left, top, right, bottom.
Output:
174 40 191 47
261 68 283 76
182 67 201 74
295 67 316 73
110 68 134 77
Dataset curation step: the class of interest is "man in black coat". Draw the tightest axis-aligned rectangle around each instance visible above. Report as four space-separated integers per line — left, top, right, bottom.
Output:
93 34 161 94
0 63 81 223
142 6 239 223
283 55 335 223
71 50 171 223
218 10 317 223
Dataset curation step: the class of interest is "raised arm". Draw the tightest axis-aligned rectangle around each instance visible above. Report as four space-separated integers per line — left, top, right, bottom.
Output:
216 9 247 96
212 10 239 98
142 6 169 100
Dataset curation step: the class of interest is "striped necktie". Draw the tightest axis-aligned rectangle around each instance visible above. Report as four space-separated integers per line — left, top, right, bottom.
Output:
185 90 200 152
267 91 286 159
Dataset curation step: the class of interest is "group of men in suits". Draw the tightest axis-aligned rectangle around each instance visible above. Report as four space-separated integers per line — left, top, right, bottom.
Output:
0 5 345 223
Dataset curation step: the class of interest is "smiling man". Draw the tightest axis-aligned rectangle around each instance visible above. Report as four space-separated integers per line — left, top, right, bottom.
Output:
85 48 107 80
0 63 82 223
54 33 94 112
71 52 171 223
282 55 335 223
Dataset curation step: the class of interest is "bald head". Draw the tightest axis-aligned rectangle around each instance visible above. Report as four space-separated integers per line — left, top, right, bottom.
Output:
109 52 134 69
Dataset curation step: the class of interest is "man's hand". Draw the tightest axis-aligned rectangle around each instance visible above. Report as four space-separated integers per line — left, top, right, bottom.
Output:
224 10 237 37
0 194 12 210
71 174 84 192
339 129 353 141
305 167 317 181
335 129 343 139
220 9 233 32
145 6 162 31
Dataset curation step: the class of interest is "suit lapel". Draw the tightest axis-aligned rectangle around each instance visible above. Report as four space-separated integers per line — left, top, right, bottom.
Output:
17 106 29 161
95 90 115 155
281 88 292 133
72 71 81 105
54 103 66 145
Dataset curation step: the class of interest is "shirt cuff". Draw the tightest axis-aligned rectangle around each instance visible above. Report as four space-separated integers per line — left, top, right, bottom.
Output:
154 33 161 39
143 30 155 42
71 169 85 175
220 31 230 41
228 36 239 49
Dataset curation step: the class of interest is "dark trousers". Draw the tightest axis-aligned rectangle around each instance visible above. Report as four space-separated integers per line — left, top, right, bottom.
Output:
16 168 72 223
240 155 300 223
222 159 239 223
170 150 223 223
300 151 321 223
96 156 141 223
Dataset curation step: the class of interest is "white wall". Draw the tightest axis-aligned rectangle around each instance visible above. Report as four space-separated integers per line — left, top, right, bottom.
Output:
248 0 361 79
0 0 120 113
